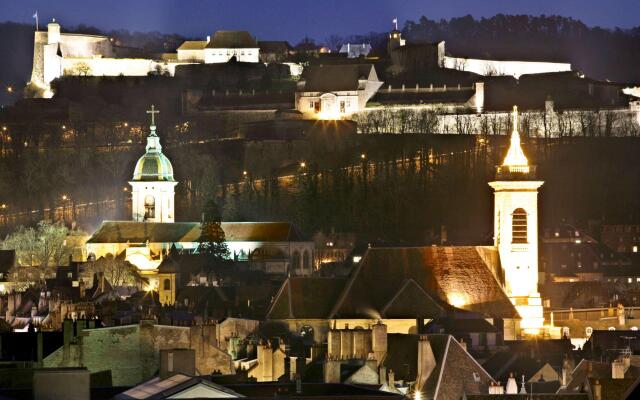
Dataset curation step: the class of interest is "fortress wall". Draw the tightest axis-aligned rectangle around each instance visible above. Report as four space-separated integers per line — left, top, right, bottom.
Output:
60 34 114 58
443 56 572 79
61 57 156 77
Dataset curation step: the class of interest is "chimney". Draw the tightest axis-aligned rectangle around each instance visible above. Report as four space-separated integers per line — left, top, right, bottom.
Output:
324 357 341 383
415 335 436 392
488 381 504 395
612 359 625 379
159 349 195 379
505 373 518 394
388 369 395 389
379 365 387 385
593 379 602 400
372 321 388 365
459 338 467 352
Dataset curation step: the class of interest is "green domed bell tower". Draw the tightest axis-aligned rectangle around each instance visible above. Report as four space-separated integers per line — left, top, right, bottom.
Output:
129 105 177 223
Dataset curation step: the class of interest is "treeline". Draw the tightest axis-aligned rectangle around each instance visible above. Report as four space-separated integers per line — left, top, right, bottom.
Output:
403 14 640 82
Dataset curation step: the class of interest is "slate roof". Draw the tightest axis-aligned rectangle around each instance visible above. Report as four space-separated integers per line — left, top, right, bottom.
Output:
87 221 308 244
330 246 517 319
385 334 494 398
266 277 347 319
587 377 637 400
258 41 292 52
561 359 640 393
206 31 258 49
116 374 244 399
299 64 377 92
177 40 207 51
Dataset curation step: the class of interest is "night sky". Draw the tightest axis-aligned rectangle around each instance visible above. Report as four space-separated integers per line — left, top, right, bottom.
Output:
2 0 639 42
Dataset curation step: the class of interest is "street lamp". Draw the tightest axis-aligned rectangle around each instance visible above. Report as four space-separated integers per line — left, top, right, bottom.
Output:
300 161 306 169
360 153 366 160
61 194 68 201
6 86 13 94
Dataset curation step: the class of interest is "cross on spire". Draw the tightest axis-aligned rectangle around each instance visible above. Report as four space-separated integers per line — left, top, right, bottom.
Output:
146 105 160 127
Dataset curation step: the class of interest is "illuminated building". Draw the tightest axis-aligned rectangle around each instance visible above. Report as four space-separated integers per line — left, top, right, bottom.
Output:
295 64 382 120
489 106 545 335
129 106 177 224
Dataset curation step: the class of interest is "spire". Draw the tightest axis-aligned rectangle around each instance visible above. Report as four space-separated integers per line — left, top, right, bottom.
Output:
502 105 528 167
145 105 162 152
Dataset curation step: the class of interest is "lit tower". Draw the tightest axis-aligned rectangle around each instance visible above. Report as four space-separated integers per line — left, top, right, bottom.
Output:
387 18 406 54
130 105 177 223
489 106 544 335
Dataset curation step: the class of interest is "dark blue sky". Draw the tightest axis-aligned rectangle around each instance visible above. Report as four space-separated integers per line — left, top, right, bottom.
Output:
3 0 639 42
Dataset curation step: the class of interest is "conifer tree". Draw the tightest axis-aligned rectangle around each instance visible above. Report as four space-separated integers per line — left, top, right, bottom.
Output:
198 199 229 263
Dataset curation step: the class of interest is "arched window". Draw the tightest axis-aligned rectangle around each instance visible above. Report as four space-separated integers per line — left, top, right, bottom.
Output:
144 195 155 220
163 279 171 291
292 251 301 271
512 208 528 244
303 251 310 271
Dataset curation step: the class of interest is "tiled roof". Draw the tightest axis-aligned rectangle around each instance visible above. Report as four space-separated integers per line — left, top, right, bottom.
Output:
258 41 292 52
299 64 377 92
267 277 347 319
206 31 257 49
384 334 494 398
330 246 517 319
177 40 207 51
87 221 307 244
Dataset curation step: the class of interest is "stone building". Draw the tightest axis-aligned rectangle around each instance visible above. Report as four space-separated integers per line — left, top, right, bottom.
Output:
295 64 383 119
43 319 233 386
177 31 260 64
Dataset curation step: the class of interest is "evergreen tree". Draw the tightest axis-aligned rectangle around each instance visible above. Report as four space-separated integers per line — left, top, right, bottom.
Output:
198 200 230 263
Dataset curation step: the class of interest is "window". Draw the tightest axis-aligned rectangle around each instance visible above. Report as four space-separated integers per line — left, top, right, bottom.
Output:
292 251 301 271
586 327 593 337
340 101 346 113
163 279 171 290
512 208 528 244
144 195 155 220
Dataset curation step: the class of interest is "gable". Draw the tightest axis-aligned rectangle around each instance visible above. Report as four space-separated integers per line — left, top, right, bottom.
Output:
168 382 242 398
267 277 347 320
380 279 446 319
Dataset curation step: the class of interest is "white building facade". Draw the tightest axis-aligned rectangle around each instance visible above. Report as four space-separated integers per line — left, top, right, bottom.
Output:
295 64 383 119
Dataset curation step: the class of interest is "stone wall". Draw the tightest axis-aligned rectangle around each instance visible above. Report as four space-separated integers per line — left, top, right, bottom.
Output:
43 321 233 386
443 56 572 79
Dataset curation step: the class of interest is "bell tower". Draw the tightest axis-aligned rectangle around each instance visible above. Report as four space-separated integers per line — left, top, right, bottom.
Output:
130 105 177 223
489 106 544 335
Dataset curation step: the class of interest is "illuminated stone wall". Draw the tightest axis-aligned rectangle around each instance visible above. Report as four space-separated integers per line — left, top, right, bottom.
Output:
43 322 233 386
443 56 572 79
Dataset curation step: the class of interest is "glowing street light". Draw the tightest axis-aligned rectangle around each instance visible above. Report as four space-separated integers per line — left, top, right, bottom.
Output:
123 122 129 128
61 194 69 201
123 187 128 192
61 125 66 130
360 153 366 160
300 161 306 168
0 204 6 210
243 170 248 177
6 86 13 94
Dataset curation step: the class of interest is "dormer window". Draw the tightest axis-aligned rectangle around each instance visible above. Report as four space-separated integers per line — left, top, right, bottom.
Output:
144 195 155 220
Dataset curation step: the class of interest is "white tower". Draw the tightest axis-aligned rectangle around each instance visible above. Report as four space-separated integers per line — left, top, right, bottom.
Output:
130 105 177 223
489 106 544 335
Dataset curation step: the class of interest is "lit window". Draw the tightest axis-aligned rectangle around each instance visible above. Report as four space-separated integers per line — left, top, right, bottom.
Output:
608 327 616 331
634 246 638 253
632 327 639 331
512 208 527 244
585 327 593 337
629 278 633 284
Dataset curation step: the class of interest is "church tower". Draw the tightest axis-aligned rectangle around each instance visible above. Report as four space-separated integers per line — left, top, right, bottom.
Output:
130 105 177 223
489 106 544 335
